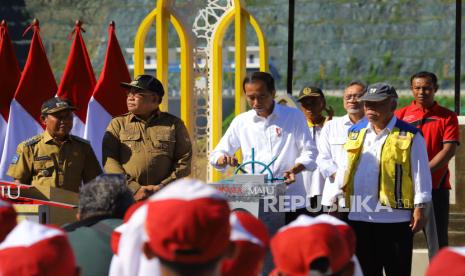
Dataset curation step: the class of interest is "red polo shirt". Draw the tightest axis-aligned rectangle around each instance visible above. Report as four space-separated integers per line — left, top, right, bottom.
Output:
395 101 459 189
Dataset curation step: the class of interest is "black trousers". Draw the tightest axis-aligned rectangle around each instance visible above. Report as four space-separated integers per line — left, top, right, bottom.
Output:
348 220 413 276
432 188 450 248
284 196 322 224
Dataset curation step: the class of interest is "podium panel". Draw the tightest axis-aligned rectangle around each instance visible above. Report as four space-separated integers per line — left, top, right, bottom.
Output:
13 204 49 224
2 182 78 226
210 182 287 274
210 182 286 235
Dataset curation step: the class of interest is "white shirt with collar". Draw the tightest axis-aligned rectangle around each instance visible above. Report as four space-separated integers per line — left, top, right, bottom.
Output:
348 116 432 223
317 114 355 207
209 102 318 209
302 123 325 198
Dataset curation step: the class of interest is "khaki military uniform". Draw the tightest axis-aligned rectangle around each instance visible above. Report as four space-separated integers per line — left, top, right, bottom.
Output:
102 112 192 193
7 131 102 193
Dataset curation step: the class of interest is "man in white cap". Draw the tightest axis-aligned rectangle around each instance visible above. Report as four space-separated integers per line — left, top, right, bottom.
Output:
0 220 78 275
110 178 234 276
270 214 357 275
222 210 270 276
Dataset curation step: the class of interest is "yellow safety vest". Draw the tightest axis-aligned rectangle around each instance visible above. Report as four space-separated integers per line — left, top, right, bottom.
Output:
342 119 417 209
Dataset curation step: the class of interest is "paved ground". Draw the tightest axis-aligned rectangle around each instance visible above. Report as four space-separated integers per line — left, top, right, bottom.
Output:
412 249 429 276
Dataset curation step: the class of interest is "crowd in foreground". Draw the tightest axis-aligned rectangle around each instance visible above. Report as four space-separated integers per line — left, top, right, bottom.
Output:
0 70 463 275
0 177 464 275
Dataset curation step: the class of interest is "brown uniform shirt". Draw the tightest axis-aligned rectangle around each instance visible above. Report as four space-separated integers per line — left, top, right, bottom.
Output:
102 112 192 193
7 131 102 193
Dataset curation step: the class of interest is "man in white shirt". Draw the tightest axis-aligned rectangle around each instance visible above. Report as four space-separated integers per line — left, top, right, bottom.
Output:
209 71 318 223
318 81 366 213
343 83 432 276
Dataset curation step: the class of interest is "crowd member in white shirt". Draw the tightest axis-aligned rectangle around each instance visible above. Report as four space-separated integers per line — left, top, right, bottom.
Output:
297 86 333 215
343 83 432 276
209 71 318 224
318 81 366 215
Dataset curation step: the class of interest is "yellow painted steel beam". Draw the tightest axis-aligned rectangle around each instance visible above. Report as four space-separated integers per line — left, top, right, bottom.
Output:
170 13 193 134
134 9 157 76
210 9 235 182
246 10 269 72
234 7 247 116
156 0 169 112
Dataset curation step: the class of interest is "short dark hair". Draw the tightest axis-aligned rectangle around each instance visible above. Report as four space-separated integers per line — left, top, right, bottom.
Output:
159 255 222 276
79 174 135 219
242 71 275 93
410 71 438 87
346 80 367 91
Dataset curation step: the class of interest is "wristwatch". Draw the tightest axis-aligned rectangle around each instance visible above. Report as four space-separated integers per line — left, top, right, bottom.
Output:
414 203 426 208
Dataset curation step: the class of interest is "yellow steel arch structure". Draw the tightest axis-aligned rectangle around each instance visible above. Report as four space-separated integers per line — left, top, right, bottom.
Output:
209 0 269 181
133 0 193 133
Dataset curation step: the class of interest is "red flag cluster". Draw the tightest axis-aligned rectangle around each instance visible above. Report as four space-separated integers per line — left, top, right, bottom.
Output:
0 19 130 179
0 21 21 160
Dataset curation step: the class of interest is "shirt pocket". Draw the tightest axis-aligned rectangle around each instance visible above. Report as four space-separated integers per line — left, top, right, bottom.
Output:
269 125 285 146
151 128 175 156
394 137 411 164
33 160 55 177
329 137 346 146
120 131 142 153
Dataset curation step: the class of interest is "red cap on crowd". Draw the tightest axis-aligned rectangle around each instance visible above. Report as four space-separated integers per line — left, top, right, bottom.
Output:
270 215 353 276
0 199 16 242
313 214 356 255
0 220 77 276
426 246 465 276
145 178 231 264
222 211 270 276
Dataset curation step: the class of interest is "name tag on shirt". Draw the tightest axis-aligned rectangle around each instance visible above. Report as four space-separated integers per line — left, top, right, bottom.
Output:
34 156 52 161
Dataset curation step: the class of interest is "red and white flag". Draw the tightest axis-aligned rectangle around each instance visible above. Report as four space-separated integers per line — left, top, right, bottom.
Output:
84 22 130 163
57 21 96 137
0 21 21 160
0 20 57 180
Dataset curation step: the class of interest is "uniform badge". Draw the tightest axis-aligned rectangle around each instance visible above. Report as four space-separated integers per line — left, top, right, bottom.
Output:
40 170 50 177
10 154 19 164
349 132 359 140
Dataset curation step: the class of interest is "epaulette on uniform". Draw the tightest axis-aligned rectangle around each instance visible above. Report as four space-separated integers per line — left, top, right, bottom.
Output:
23 135 42 147
70 135 91 144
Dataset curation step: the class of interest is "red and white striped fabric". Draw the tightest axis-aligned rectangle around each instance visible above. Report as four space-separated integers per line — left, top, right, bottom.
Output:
84 22 130 163
109 178 230 276
427 246 465 276
270 214 356 276
0 199 16 242
0 220 77 276
221 211 269 276
57 21 96 137
0 21 21 160
0 20 56 180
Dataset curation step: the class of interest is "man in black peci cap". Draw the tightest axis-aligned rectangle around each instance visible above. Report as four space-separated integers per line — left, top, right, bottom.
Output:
342 83 432 275
102 75 192 201
7 97 102 192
